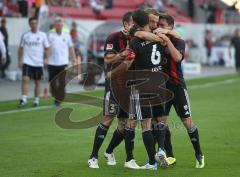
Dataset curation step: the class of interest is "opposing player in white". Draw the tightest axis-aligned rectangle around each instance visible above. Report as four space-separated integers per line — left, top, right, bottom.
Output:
18 17 50 107
47 17 77 106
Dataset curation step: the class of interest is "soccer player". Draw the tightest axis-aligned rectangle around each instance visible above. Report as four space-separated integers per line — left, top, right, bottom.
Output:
18 17 50 107
156 14 205 168
129 8 174 168
47 17 77 106
110 9 168 170
88 11 139 169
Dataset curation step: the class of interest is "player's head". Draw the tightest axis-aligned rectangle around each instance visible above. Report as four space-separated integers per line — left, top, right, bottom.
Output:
145 8 160 31
132 9 149 29
28 17 38 32
54 17 64 33
122 11 133 33
158 14 174 30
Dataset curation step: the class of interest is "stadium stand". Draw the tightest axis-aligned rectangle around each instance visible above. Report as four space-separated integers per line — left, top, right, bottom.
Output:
48 0 192 22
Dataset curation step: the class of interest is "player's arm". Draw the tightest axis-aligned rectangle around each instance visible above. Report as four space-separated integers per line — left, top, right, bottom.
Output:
106 52 135 78
18 47 23 69
159 34 184 62
129 26 165 45
134 31 165 44
43 33 51 67
154 28 181 39
104 50 132 65
44 47 50 67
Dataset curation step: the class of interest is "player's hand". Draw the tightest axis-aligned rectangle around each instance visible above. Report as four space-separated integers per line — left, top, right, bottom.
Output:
154 28 169 35
123 28 129 36
157 33 170 45
124 50 135 61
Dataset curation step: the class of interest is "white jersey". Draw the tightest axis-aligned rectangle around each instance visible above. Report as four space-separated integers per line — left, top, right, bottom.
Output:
20 30 50 67
48 32 73 66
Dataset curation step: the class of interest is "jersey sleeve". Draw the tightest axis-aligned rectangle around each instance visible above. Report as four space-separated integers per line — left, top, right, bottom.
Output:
173 39 186 60
129 38 139 54
104 35 118 56
43 33 50 48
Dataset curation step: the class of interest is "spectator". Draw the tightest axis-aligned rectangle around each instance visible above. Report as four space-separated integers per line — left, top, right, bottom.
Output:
18 0 28 17
70 21 82 64
47 17 77 106
229 28 240 73
188 0 194 19
0 18 10 78
89 0 106 14
18 17 50 107
206 0 217 23
105 0 113 9
70 21 78 43
204 29 213 65
1 0 21 17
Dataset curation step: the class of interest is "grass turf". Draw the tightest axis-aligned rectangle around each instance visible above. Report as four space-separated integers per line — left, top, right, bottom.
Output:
0 74 240 177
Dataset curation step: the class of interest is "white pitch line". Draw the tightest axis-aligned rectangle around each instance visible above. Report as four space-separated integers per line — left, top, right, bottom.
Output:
0 78 238 116
188 78 237 89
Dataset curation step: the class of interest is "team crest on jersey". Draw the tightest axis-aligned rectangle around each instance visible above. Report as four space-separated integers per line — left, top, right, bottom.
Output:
106 44 113 50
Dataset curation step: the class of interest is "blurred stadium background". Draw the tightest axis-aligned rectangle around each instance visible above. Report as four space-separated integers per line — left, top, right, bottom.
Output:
0 0 240 99
0 0 240 177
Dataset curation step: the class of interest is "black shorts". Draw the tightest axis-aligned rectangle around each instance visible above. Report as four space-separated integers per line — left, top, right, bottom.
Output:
128 88 152 120
103 82 129 118
152 104 165 118
48 65 67 82
162 83 191 118
22 64 43 80
103 87 118 116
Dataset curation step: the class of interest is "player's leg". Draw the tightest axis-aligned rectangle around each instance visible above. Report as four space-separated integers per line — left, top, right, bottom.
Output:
57 65 67 104
141 118 158 170
105 117 126 165
33 67 43 107
152 103 173 167
19 64 31 107
48 65 58 104
33 79 41 106
88 90 117 168
89 115 114 159
123 118 140 169
88 115 114 169
174 87 204 168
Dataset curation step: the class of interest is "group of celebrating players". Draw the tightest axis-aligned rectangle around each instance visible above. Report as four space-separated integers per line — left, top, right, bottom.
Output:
88 8 205 170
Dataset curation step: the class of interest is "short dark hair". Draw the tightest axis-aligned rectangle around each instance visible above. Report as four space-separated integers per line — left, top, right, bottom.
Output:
122 11 133 25
132 9 149 28
159 14 174 27
28 17 38 24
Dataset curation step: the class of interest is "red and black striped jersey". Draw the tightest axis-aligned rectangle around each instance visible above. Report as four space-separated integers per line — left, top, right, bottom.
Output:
104 31 129 72
162 37 186 87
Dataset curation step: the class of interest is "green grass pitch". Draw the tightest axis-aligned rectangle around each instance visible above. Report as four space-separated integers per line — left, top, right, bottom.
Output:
0 74 240 177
